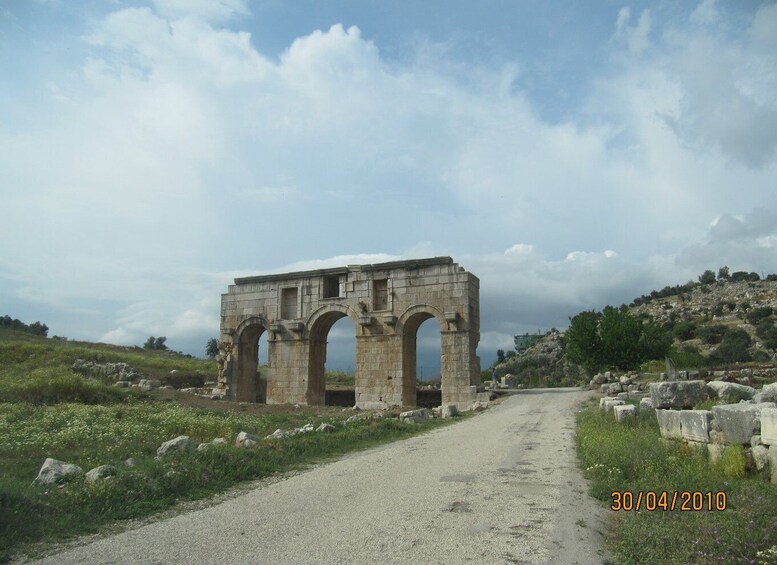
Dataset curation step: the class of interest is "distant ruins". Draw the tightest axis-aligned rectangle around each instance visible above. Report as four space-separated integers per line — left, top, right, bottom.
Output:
217 257 481 409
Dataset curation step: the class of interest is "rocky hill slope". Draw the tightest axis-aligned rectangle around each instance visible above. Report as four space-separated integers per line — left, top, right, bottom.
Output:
495 279 777 385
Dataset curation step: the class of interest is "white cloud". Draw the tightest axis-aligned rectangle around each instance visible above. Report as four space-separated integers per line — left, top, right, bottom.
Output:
614 7 652 55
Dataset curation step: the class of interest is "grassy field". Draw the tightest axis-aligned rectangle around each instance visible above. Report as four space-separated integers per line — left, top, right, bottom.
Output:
576 401 777 564
0 330 458 562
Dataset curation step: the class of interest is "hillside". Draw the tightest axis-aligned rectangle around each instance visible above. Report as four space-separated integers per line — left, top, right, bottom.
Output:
495 278 777 385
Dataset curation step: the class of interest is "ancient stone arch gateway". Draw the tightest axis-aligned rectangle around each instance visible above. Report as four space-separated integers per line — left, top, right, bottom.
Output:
218 257 481 409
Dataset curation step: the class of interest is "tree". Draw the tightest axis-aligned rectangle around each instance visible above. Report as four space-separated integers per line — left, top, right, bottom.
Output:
564 310 603 374
206 338 219 359
565 306 670 374
143 336 168 350
28 321 49 337
496 349 505 364
717 266 730 281
698 270 716 284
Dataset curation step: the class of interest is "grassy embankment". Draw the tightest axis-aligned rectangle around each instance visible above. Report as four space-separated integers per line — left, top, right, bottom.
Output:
0 330 456 561
577 401 777 564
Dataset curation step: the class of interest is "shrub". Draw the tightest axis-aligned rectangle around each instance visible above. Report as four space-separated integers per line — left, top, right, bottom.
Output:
672 321 696 341
756 320 777 349
695 324 727 345
746 306 774 325
709 328 752 364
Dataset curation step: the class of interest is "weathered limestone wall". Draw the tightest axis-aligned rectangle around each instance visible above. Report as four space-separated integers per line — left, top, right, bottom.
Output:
218 257 481 409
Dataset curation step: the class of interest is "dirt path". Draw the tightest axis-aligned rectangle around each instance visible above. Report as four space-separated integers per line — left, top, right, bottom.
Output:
33 389 611 564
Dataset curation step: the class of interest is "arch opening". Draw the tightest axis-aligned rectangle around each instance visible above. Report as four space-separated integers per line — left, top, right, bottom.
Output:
308 311 356 406
401 312 443 407
237 323 269 403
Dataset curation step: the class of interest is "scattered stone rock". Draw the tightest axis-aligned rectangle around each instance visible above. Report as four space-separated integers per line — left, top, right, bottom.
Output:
85 464 117 483
639 397 655 413
114 381 130 388
706 381 757 403
139 378 162 392
399 409 430 423
124 457 140 468
156 435 195 457
264 429 292 440
753 445 770 470
591 373 607 385
470 401 488 411
298 423 315 433
761 383 777 403
606 382 623 396
345 415 361 424
316 423 337 433
236 431 260 447
34 458 84 485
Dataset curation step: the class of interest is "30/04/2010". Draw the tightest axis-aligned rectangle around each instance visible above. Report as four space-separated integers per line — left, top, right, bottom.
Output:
610 490 727 512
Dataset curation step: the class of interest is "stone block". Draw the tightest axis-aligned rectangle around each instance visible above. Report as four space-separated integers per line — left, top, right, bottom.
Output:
707 443 726 463
761 407 777 446
680 410 713 443
753 445 769 470
639 396 654 409
606 382 623 396
627 391 644 401
761 383 777 403
600 384 609 394
617 392 629 401
614 404 637 422
656 409 682 440
706 381 757 403
650 380 708 409
770 446 777 485
711 403 776 445
441 405 458 418
601 398 625 414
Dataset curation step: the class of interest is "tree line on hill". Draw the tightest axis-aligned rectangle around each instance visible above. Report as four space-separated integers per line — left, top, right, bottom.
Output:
631 266 777 307
0 315 49 337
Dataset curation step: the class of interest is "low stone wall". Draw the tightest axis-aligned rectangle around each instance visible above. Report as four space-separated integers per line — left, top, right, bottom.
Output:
599 378 777 484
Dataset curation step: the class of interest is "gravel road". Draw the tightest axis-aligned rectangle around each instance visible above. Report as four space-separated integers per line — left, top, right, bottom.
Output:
33 389 611 565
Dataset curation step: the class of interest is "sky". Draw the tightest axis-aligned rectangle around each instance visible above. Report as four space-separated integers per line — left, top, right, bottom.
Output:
1 0 776 373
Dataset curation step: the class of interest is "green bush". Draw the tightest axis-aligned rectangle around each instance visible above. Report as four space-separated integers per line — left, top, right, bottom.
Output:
695 324 727 345
672 321 696 341
756 320 777 349
746 306 774 325
709 328 752 364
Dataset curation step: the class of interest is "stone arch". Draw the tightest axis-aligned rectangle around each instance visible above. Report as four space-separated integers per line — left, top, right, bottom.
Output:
397 305 446 406
305 304 360 405
235 316 269 403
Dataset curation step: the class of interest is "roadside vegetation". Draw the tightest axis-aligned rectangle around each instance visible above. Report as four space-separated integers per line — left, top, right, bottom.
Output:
0 329 457 562
576 402 777 564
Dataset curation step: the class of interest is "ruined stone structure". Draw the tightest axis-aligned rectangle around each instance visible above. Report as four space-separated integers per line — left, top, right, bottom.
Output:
218 257 481 409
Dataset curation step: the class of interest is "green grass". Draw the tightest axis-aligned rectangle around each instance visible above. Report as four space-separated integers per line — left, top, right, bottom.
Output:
0 330 463 561
0 329 215 403
577 402 777 564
